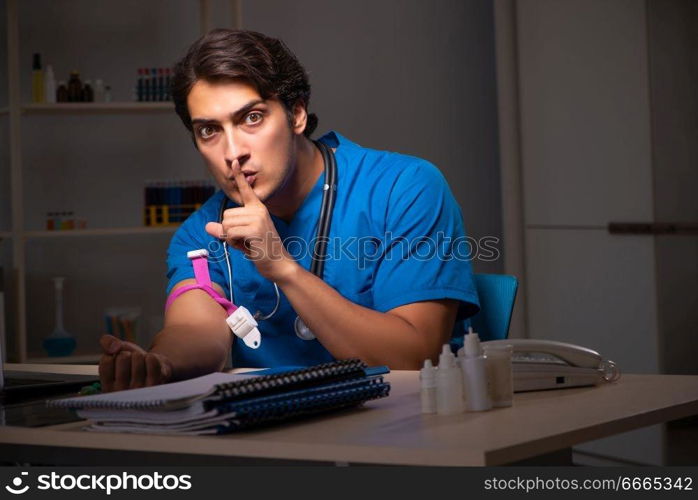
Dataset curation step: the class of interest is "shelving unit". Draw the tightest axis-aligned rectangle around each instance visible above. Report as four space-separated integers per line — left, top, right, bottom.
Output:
25 353 101 365
22 226 178 239
2 0 242 362
22 102 174 114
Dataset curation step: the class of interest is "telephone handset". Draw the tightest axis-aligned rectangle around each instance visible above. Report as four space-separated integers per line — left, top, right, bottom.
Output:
481 339 621 392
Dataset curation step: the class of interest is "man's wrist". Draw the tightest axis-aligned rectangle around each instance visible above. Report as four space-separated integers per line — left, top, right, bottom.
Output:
272 257 302 287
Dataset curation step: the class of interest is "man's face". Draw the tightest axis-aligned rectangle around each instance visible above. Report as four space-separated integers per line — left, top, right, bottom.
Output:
187 79 300 206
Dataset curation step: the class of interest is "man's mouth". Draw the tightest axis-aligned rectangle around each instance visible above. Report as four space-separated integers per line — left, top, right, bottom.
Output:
243 173 256 186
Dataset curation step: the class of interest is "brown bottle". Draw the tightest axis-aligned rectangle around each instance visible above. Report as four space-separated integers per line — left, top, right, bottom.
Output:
82 80 94 102
56 81 68 102
67 71 82 102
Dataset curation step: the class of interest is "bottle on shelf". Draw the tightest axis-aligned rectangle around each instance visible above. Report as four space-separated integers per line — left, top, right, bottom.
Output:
31 53 44 103
61 211 75 230
46 212 56 230
157 68 165 101
82 80 94 102
67 71 82 102
42 277 77 357
142 68 150 101
43 64 56 104
93 79 106 102
136 68 144 101
151 68 158 101
56 80 68 102
165 67 172 100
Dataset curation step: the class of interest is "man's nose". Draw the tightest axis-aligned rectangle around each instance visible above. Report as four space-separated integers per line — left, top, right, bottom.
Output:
223 127 248 167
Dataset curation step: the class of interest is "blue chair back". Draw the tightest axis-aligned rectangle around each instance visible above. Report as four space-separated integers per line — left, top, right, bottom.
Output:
450 274 519 352
468 274 518 341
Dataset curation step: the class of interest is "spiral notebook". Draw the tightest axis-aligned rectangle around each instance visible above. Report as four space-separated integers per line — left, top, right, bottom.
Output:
49 359 390 434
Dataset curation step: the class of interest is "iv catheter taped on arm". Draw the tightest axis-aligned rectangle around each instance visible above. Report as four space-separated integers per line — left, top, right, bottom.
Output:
165 249 261 349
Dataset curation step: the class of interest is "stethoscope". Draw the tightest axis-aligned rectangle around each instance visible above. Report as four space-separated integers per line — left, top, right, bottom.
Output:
218 140 337 341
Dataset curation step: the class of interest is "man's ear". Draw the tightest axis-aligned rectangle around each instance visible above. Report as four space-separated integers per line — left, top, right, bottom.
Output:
291 101 308 136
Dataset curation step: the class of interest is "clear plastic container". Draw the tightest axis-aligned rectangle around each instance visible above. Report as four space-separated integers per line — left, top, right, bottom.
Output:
483 344 514 407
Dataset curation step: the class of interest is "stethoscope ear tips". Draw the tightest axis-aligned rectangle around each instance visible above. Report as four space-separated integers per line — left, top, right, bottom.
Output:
294 316 316 341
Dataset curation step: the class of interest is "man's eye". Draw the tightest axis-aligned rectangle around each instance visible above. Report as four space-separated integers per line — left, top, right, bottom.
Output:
198 125 217 139
245 112 263 126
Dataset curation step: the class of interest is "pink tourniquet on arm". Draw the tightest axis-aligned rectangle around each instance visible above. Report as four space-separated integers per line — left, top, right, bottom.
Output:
165 252 237 315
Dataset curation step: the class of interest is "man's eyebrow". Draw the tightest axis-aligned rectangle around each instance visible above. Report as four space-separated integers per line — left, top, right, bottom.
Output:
191 99 266 125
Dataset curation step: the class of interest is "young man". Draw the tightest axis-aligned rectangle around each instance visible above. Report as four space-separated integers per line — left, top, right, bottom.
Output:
98 29 478 392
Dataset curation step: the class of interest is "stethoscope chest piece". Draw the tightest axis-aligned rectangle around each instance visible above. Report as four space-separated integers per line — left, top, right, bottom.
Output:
294 316 316 341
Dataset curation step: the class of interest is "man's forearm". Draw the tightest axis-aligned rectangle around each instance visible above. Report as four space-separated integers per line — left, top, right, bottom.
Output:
276 265 439 369
149 323 231 380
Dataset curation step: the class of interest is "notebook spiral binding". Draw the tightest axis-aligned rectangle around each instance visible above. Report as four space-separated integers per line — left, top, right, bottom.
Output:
205 375 384 412
52 396 173 410
220 378 391 432
210 358 368 401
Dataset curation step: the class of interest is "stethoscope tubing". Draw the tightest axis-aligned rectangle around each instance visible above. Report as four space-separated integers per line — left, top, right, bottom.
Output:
218 140 337 339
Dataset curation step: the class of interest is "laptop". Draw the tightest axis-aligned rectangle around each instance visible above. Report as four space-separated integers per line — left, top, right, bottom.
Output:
0 344 99 404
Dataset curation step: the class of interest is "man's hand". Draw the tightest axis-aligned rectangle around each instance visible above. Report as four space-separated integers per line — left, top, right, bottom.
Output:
98 334 173 392
205 159 298 283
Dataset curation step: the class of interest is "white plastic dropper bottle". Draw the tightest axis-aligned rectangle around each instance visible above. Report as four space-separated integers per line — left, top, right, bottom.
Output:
461 327 492 412
420 359 437 414
436 344 465 415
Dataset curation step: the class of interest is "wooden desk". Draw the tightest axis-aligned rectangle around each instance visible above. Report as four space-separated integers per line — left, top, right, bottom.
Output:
2 364 698 466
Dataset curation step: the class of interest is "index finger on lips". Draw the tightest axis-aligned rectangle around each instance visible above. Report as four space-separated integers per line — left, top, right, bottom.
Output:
232 159 261 206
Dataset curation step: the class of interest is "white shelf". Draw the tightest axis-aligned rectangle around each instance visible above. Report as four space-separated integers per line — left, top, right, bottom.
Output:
25 353 101 364
21 102 174 114
23 226 178 239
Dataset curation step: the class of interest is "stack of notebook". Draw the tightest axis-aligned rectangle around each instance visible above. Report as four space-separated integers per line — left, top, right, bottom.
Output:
48 359 390 435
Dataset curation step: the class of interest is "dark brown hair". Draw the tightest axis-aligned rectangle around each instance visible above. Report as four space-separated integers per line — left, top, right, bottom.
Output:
172 29 318 138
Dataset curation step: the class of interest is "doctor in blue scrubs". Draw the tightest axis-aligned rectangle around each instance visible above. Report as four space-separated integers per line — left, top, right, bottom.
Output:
98 29 479 392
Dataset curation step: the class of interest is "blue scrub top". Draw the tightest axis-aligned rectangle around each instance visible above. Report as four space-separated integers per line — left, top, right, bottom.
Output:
166 131 479 367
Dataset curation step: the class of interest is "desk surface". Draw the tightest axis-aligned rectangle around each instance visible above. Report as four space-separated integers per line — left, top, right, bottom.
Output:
2 363 698 466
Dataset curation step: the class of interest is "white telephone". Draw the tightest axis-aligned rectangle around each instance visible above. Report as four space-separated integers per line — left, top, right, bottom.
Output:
481 339 621 392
